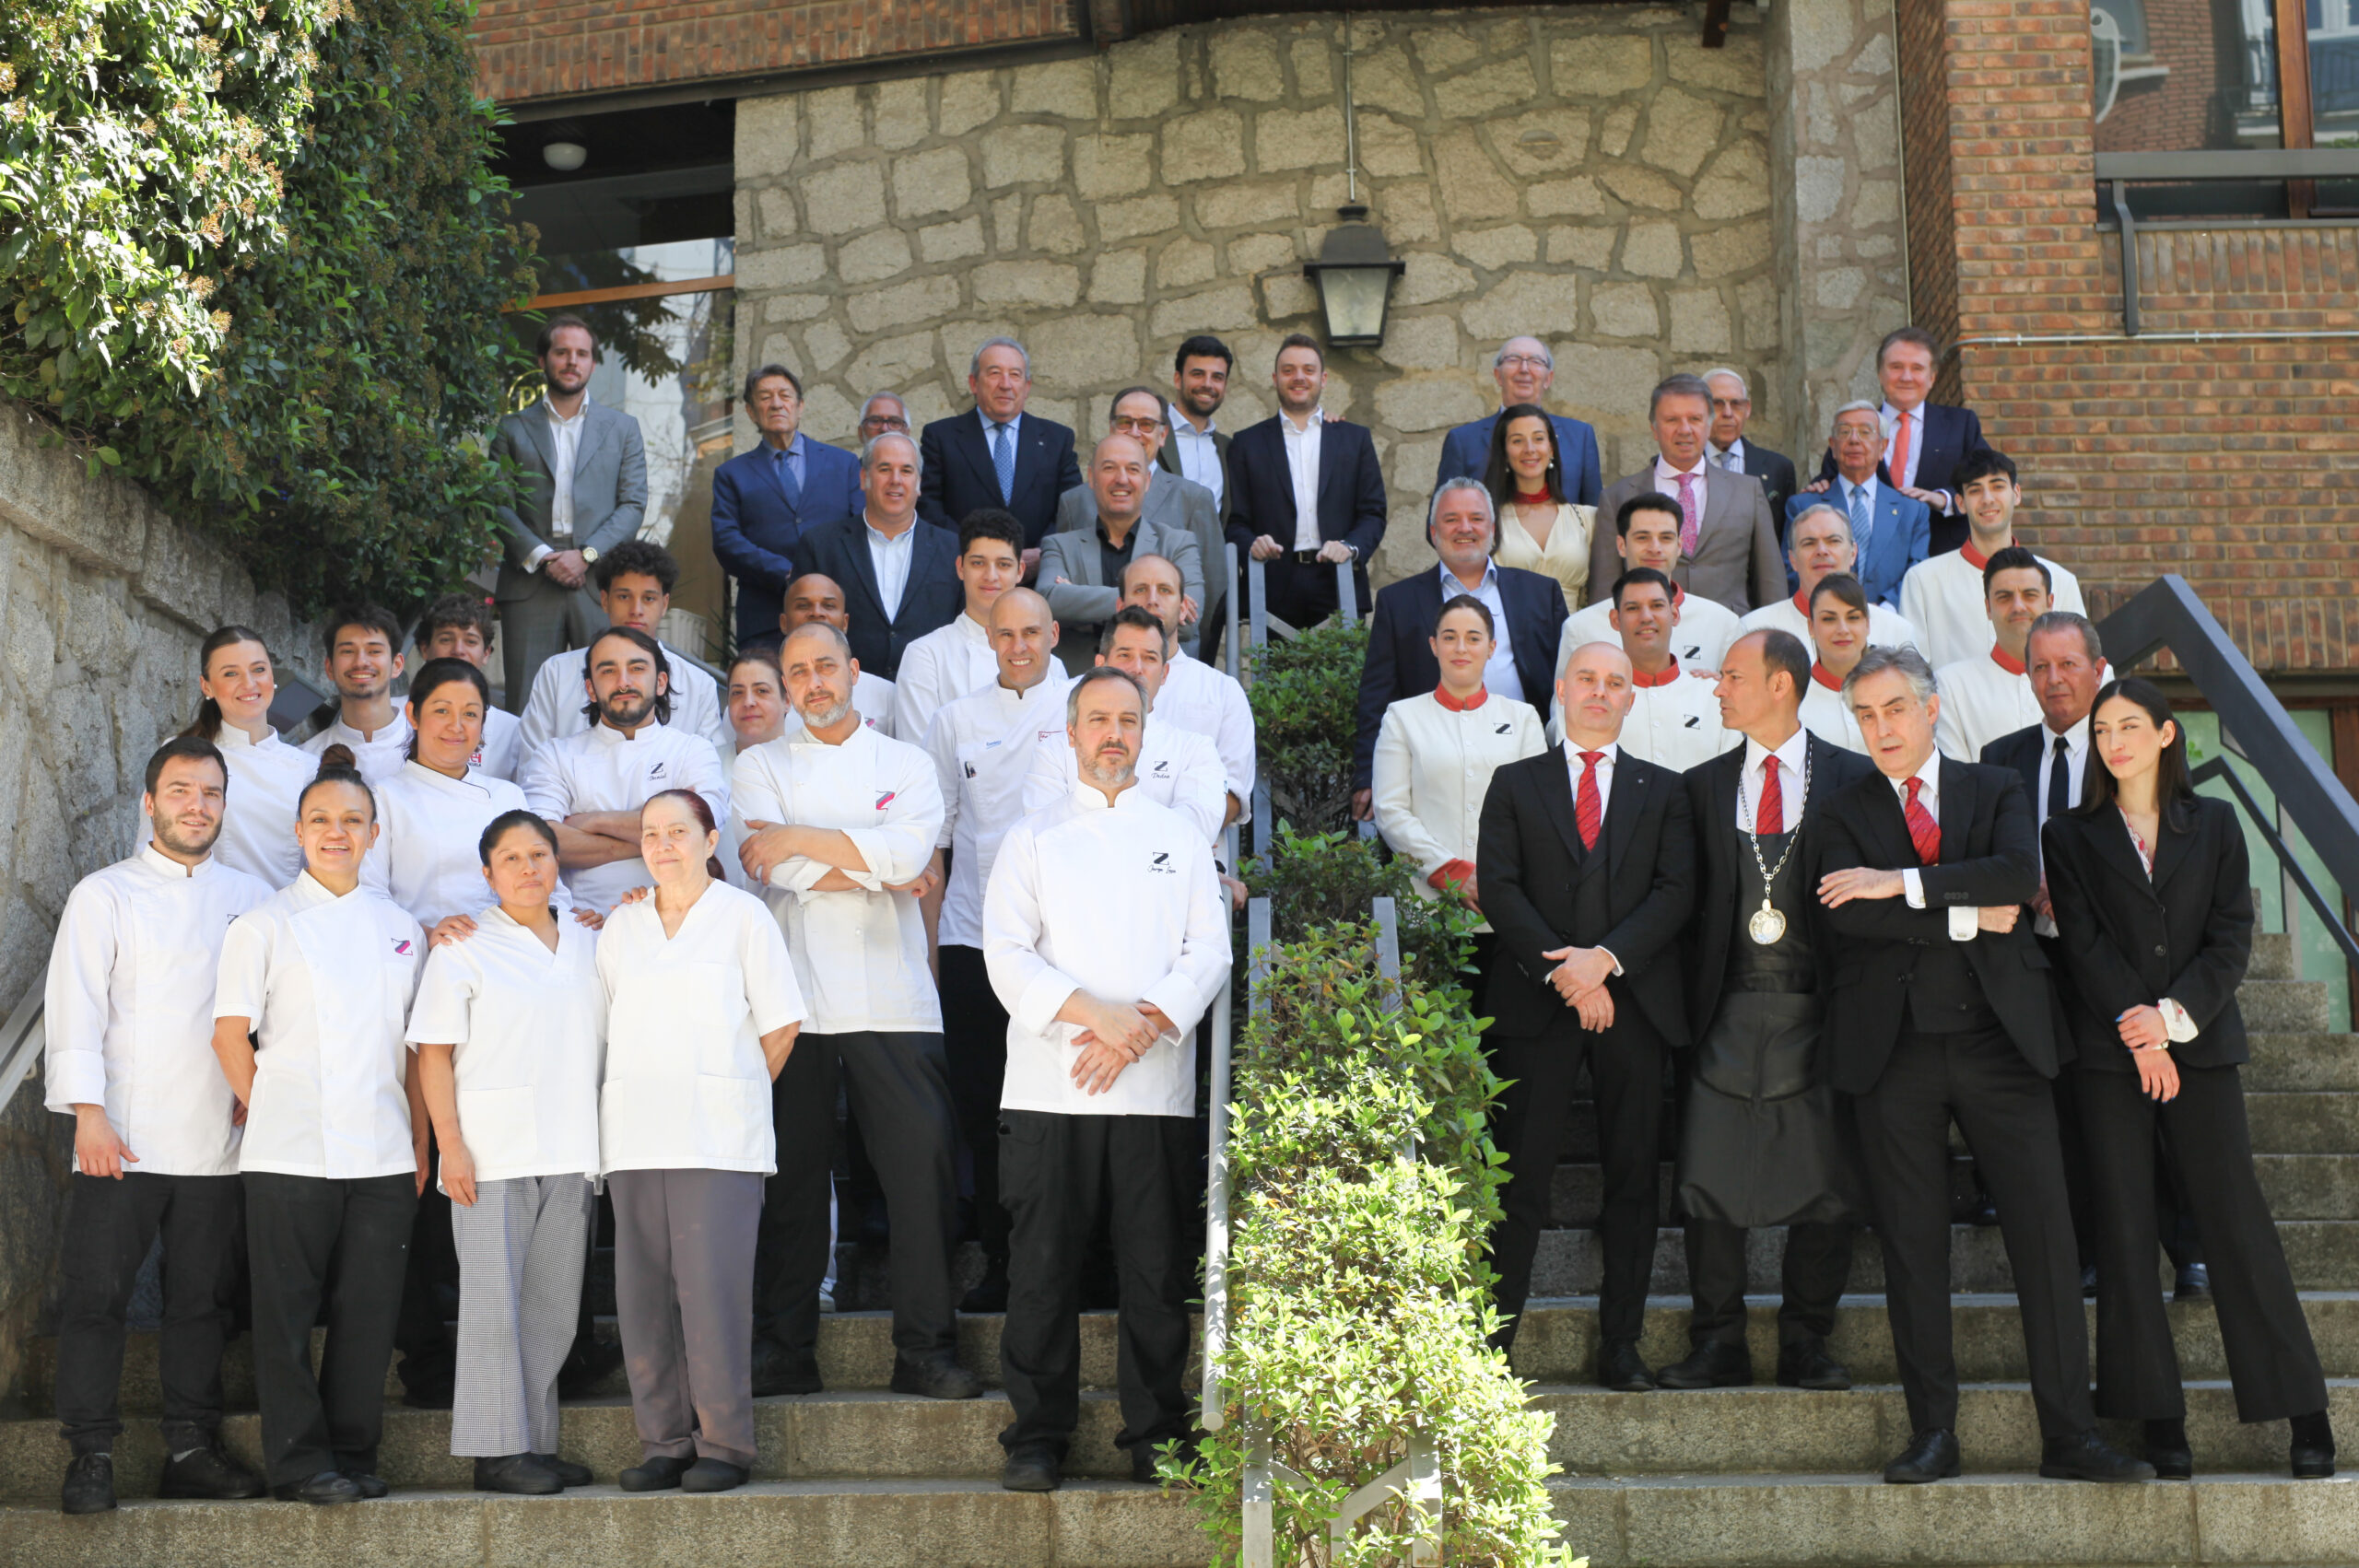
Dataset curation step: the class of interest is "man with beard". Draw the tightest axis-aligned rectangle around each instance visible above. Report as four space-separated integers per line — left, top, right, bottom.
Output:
1052 387 1223 661
985 666 1228 1492
299 606 412 783
1226 333 1388 628
734 620 976 1400
44 737 275 1514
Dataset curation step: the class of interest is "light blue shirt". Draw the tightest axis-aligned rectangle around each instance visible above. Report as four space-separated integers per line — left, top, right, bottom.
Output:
1438 560 1524 703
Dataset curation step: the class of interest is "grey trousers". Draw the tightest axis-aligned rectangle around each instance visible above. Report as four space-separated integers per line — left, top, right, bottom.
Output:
450 1175 593 1457
498 573 604 714
610 1167 763 1469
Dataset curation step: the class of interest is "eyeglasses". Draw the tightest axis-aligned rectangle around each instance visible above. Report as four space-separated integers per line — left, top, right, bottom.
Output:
861 415 910 433
1110 415 1164 435
1497 355 1552 371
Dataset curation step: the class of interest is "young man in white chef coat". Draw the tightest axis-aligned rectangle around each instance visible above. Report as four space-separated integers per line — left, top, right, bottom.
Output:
1561 494 1745 678
891 509 1028 743
515 539 732 765
44 737 275 1515
984 667 1229 1493
1117 554 1256 825
1897 450 2084 671
734 619 980 1401
1602 568 1738 772
300 606 413 783
1021 608 1227 845
1933 545 2054 761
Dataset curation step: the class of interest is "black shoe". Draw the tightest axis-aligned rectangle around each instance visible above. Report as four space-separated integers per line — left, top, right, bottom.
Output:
1002 1445 1061 1492
750 1338 823 1397
2175 1262 2212 1302
2038 1430 2155 1482
534 1453 594 1487
1884 1428 1961 1484
959 1266 1010 1315
680 1457 749 1493
274 1470 363 1505
891 1352 984 1400
1776 1339 1852 1392
1658 1340 1753 1390
1132 1435 1196 1485
2144 1420 2193 1480
399 1363 455 1410
556 1337 625 1400
619 1455 694 1492
1596 1340 1657 1393
343 1470 390 1499
2082 1264 2100 1299
474 1454 561 1495
158 1442 265 1500
2292 1410 2337 1479
60 1452 115 1515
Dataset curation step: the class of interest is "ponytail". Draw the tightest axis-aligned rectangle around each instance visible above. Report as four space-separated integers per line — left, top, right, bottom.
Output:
184 625 272 743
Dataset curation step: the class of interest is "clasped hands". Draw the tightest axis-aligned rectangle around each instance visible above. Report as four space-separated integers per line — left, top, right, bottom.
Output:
1063 992 1175 1095
1543 945 1617 1032
1814 866 2020 931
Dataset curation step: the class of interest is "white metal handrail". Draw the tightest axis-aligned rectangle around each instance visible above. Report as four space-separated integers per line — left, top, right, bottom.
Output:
0 987 46 1120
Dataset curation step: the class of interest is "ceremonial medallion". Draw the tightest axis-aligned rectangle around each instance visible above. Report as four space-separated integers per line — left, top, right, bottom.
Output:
1748 901 1788 945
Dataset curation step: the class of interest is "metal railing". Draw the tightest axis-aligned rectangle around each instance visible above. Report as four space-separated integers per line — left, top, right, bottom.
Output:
0 986 45 1126
2094 149 2359 333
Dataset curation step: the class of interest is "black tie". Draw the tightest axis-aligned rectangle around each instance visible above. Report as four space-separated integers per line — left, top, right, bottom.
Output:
2048 735 2071 822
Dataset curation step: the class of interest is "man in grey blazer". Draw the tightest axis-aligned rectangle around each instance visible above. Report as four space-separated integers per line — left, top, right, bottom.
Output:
1054 386 1224 659
1587 374 1784 616
1040 433 1203 675
487 313 649 711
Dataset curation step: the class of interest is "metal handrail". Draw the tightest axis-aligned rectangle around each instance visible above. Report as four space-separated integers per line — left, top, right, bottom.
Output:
0 988 44 1123
2193 757 2359 973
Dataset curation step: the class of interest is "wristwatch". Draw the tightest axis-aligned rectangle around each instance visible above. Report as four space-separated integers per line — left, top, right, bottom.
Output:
581 546 600 564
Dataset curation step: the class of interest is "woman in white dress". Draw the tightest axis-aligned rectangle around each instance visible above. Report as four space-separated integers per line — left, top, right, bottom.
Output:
178 625 313 888
599 790 804 1495
1481 401 1596 614
1798 573 1874 755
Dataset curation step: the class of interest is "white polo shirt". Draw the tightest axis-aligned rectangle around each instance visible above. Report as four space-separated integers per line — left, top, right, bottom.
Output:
922 672 1074 949
1156 649 1257 802
301 709 414 785
521 721 730 914
892 613 998 743
516 638 731 764
45 848 275 1176
1021 714 1226 845
363 762 545 926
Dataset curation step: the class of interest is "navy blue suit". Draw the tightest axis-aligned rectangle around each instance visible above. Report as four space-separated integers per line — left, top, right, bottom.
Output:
710 437 863 647
1351 565 1563 790
916 410 1083 548
792 514 962 681
1813 403 1992 556
1434 411 1603 507
1787 479 1929 608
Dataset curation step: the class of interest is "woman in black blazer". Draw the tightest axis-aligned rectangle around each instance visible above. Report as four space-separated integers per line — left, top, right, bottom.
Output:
2044 679 2331 1480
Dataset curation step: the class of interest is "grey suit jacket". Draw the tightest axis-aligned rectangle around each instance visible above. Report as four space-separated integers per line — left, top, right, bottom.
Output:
1039 512 1205 634
487 400 649 603
1156 429 1232 524
1588 462 1783 615
1055 468 1221 620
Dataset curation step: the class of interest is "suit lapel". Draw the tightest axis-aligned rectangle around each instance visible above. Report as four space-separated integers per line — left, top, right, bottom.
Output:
1141 470 1177 530
1710 747 1743 887
1315 417 1342 506
2149 812 2196 894
518 404 558 477
755 444 797 515
958 415 1002 497
842 519 889 623
1860 773 1921 872
1602 753 1643 882
1934 759 1974 866
1534 753 1590 868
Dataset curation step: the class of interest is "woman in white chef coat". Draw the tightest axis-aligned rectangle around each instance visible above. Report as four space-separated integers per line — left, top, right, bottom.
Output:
1799 574 1875 756
408 810 603 1496
598 789 804 1495
178 624 314 888
209 746 427 1507
722 649 786 895
1371 595 1546 983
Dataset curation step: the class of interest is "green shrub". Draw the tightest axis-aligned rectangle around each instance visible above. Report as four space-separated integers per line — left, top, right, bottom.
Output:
1243 823 1475 1002
1247 618 1366 839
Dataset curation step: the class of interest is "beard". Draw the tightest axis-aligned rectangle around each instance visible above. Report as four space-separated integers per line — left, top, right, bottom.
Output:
600 690 656 730
1080 748 1137 790
152 811 222 860
799 692 854 731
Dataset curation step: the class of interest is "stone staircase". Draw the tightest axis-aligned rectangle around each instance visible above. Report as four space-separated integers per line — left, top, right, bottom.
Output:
2 933 2353 1564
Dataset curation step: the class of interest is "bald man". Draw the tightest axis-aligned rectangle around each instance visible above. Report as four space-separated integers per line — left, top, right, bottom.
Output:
1476 641 1695 1386
1038 435 1203 674
780 571 898 739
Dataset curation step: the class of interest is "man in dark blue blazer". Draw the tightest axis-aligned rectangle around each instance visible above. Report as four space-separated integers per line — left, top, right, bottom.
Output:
1809 327 1994 556
916 337 1083 561
1433 336 1602 505
710 365 865 650
1350 477 1562 817
1226 333 1389 629
792 432 961 680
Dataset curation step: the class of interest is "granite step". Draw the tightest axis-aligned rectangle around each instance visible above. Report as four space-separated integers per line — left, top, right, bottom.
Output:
2247 1032 2359 1092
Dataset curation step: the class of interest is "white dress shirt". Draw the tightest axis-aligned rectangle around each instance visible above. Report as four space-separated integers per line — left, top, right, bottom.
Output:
1562 739 1619 821
301 708 414 785
1800 668 1868 755
543 395 588 550
193 724 312 889
1736 730 1812 834
1561 588 1742 679
782 669 898 743
867 518 919 621
1897 544 2088 672
1619 661 1739 773
521 721 730 914
1156 649 1257 801
729 724 944 1036
1168 406 1224 507
475 706 525 783
983 785 1228 1118
1932 649 2041 762
922 672 1073 949
1281 409 1324 551
1021 715 1226 845
980 408 1025 504
405 908 603 1188
45 848 274 1176
595 883 804 1176
1371 690 1545 915
516 639 732 763
1888 755 1980 942
1437 561 1525 703
362 762 546 925
1738 593 1920 655
2036 721 2090 837
892 613 997 742
216 872 426 1180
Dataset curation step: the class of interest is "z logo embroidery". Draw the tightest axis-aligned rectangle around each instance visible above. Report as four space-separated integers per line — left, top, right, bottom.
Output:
392 939 413 956
1148 851 1176 873
1683 716 1701 729
649 762 668 778
875 790 898 811
1495 723 1512 735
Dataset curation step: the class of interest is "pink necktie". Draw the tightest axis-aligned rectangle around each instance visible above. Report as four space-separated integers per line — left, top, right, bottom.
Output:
1675 470 1700 557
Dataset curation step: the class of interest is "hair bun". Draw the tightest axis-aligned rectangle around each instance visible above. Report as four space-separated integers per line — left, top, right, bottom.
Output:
316 743 358 773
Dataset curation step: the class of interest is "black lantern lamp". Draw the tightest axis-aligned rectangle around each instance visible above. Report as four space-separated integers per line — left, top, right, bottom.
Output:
1302 205 1404 348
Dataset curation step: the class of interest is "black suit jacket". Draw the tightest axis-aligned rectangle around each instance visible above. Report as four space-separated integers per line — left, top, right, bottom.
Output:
1682 734 1875 1033
1475 748 1695 1045
792 514 962 681
1813 403 1993 556
1157 429 1233 527
1980 721 2055 807
917 411 1084 547
1223 415 1388 566
1738 444 1800 544
1814 759 2059 1093
2042 798 2254 1072
1352 566 1563 790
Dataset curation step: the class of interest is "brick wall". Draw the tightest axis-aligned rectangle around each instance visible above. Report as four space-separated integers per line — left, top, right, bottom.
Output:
1895 0 1959 397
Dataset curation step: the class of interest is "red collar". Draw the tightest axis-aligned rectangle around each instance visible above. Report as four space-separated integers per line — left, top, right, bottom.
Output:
1959 540 2012 571
1435 684 1488 712
1630 661 1684 688
1812 662 1844 692
1791 591 1810 616
1512 489 1554 507
1672 585 1686 610
1990 646 2027 675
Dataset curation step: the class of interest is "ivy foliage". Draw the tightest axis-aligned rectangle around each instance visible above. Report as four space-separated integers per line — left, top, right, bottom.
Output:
1246 618 1366 838
0 0 534 608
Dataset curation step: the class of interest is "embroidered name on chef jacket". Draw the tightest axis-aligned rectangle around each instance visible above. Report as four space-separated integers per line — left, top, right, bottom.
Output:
1149 851 1176 874
1150 759 1172 778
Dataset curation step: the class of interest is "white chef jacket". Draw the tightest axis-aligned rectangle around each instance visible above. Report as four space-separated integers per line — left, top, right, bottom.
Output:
595 882 804 1176
1897 544 2087 673
216 873 426 1180
892 613 997 743
1800 668 1868 755
1560 587 1742 680
1933 649 2042 762
521 721 730 915
729 724 943 1036
1156 649 1257 802
405 907 603 1188
1021 714 1226 845
475 706 525 783
983 785 1228 1118
45 848 274 1176
780 669 898 743
1618 661 1740 773
1371 690 1545 907
137 724 311 889
515 638 732 765
363 762 550 925
1739 593 1920 656
301 708 414 785
923 672 1074 949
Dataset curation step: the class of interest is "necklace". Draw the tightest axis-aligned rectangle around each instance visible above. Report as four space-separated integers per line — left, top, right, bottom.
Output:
1735 743 1812 943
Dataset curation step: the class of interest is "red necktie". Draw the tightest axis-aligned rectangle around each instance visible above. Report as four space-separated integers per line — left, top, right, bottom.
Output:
1903 775 1941 865
1576 751 1603 850
1755 755 1783 836
1675 470 1700 557
1889 411 1912 488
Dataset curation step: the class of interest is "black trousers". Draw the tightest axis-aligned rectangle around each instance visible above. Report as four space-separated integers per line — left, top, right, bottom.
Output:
393 1126 457 1389
998 1111 1195 1458
940 944 1013 1270
759 1029 958 1361
1848 1026 2094 1440
1486 989 1667 1348
244 1171 416 1485
53 1171 241 1456
1684 1219 1853 1350
2077 1062 2326 1422
1254 553 1369 631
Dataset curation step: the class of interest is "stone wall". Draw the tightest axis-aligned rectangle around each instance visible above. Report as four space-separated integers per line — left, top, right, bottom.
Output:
730 5 1795 585
0 403 311 1401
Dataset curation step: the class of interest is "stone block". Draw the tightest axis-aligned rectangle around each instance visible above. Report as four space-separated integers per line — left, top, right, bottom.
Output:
802 319 852 372
1210 32 1286 100
1073 132 1153 200
1737 277 1780 350
0 409 147 578
738 243 826 290
1290 34 1335 99
1351 47 1426 118
1155 239 1217 290
1028 195 1086 256
1411 25 1483 76
1529 176 1609 217
1493 109 1593 176
1599 102 1638 158
990 193 1023 251
836 229 912 286
1462 270 1581 340
1549 225 1617 268
800 161 887 237
1557 342 1665 421
1457 225 1540 270
1008 57 1097 120
981 124 1065 188
918 217 986 264
1254 104 1344 173
1601 163 1684 211
1695 142 1774 218
1621 220 1684 278
1097 193 1180 242
1226 231 1297 278
1691 220 1771 278
1591 281 1662 337
757 187 798 240
1375 313 1461 371
1108 31 1181 118
1374 376 1485 434
1855 92 1899 170
1640 84 1722 177
1027 313 1145 388
1356 111 1426 178
872 78 928 151
1150 284 1256 338
1379 182 1442 243
1433 129 1519 222
847 275 963 336
1261 274 1319 320
1398 252 1478 307
1667 29 1766 94
892 146 971 221
1160 109 1246 183
1790 0 1858 74
1436 56 1540 119
937 71 1000 136
734 94 800 178
1854 178 1899 227
1670 287 1733 353
1193 181 1296 231
1087 250 1148 305
1552 33 1654 97
807 86 863 161
1792 153 1846 225
131 520 229 633
971 262 1082 310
